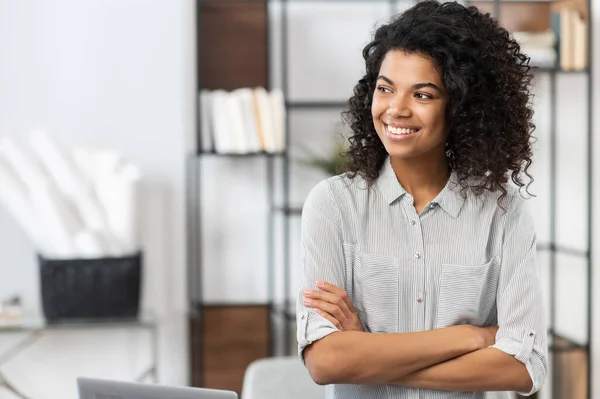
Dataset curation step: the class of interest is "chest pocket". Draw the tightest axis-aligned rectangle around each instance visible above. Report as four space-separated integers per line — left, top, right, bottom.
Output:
435 256 500 329
345 244 399 333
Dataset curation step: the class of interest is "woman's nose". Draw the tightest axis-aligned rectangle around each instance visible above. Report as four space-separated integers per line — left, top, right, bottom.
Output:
387 96 412 118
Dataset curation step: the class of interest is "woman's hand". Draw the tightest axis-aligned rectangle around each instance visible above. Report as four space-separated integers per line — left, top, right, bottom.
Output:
303 280 364 332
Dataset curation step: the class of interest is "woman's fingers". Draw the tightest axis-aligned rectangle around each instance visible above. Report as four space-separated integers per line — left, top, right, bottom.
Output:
303 297 345 320
316 280 358 313
304 289 352 318
303 283 365 333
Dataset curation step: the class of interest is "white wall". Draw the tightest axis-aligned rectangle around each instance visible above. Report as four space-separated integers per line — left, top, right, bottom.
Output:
0 0 194 392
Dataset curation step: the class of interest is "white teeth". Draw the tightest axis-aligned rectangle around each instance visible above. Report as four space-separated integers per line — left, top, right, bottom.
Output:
386 125 418 135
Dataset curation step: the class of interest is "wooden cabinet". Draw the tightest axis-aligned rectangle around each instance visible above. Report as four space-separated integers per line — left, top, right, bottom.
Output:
190 305 271 394
198 0 268 91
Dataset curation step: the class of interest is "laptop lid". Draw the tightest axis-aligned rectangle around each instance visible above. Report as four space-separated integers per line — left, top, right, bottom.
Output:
77 377 238 399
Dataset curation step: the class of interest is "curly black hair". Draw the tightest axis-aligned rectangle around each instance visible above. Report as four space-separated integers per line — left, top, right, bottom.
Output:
342 0 535 201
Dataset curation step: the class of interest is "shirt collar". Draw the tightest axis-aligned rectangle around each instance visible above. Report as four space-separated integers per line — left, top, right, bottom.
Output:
376 157 466 219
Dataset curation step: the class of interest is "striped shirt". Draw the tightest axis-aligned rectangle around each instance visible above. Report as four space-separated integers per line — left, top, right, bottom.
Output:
296 157 548 399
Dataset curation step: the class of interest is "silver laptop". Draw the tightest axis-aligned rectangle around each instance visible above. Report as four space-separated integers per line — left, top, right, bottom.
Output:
77 377 238 399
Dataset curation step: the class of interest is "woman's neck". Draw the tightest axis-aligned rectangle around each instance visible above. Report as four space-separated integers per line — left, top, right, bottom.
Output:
390 155 450 213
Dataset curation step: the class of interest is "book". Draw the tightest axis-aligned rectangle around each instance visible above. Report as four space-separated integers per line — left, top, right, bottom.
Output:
559 7 574 70
571 9 587 71
232 88 262 153
253 87 277 153
270 88 286 153
199 90 214 153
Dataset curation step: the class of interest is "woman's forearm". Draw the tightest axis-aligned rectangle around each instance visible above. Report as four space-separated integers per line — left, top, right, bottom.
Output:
389 347 532 392
304 325 488 385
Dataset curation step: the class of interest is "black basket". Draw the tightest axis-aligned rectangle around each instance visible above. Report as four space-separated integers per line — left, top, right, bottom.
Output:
39 251 142 322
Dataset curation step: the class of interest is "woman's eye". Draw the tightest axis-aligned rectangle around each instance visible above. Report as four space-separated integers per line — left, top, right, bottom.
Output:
415 92 432 99
377 86 392 94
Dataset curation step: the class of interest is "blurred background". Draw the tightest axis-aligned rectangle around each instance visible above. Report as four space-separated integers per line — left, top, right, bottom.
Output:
0 0 598 398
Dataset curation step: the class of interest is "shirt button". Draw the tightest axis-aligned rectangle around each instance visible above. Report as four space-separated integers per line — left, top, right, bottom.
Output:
410 219 416 226
414 252 421 259
417 297 423 303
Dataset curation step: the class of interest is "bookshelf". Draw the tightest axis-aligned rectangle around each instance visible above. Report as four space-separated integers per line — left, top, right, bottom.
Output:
187 0 594 398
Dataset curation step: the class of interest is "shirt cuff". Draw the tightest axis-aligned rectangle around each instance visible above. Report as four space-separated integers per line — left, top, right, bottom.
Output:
297 309 341 364
491 331 543 396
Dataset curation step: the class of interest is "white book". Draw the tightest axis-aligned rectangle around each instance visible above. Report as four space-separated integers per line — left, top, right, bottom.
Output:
560 8 573 70
254 87 276 153
211 90 233 154
199 90 214 152
270 88 286 153
572 9 587 71
232 88 261 153
228 92 249 154
521 47 557 69
513 30 556 49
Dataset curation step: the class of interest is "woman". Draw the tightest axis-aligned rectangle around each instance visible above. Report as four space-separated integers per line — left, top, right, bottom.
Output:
296 1 547 398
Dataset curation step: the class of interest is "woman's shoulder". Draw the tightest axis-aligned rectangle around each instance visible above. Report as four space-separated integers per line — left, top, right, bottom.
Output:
304 173 366 212
467 182 532 217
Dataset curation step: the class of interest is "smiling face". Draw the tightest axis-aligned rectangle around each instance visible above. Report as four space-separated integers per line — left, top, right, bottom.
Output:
372 50 448 162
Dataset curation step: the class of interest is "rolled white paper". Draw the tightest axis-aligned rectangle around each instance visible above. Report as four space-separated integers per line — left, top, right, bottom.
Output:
29 187 79 259
0 137 51 192
73 148 96 183
73 229 105 259
75 148 123 182
0 139 85 257
0 156 54 256
96 162 141 255
29 130 123 254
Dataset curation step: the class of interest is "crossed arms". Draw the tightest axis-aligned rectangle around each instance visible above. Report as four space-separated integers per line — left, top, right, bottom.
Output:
301 282 533 393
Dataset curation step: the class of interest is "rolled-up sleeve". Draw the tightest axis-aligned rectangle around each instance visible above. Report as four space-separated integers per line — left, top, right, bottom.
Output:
297 179 346 363
491 194 548 396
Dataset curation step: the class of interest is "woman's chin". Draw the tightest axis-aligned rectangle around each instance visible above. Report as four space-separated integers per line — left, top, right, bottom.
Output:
383 144 415 159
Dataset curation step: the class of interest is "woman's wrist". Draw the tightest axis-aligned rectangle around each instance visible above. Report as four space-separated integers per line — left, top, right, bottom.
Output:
461 324 498 351
454 324 489 352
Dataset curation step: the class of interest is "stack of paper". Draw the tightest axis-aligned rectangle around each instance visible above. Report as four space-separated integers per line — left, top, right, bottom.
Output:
199 87 286 154
0 131 141 259
513 30 557 69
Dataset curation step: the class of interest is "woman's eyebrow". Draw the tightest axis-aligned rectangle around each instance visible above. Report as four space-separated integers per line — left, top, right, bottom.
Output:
413 82 443 93
376 75 394 85
377 76 443 93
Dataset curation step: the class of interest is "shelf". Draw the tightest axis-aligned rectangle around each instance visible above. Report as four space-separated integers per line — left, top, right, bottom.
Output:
536 66 590 74
195 151 285 157
286 100 349 110
273 206 303 216
271 302 297 322
468 0 559 2
550 331 589 352
536 243 589 258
